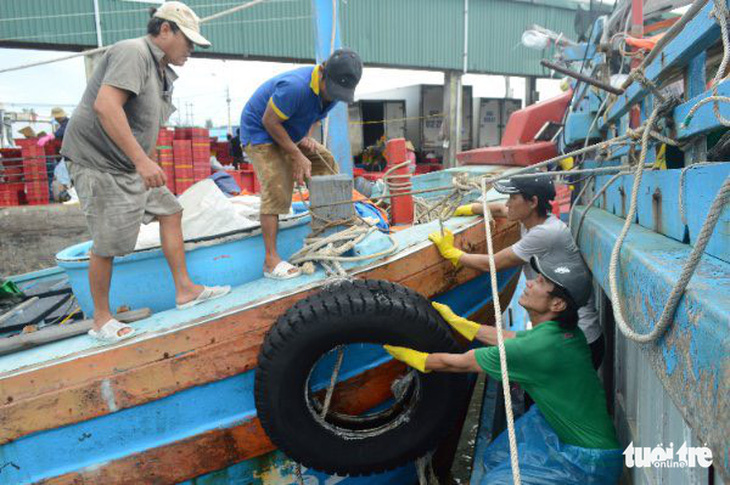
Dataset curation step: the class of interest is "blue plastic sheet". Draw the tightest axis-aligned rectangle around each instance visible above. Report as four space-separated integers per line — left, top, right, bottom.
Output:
210 171 240 197
477 406 623 484
355 201 389 232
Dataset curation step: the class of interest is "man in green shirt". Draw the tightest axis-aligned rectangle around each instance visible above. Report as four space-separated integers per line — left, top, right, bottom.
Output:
385 255 622 482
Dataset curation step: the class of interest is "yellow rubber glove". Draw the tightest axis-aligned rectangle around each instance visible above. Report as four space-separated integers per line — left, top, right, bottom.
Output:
428 229 464 268
431 302 480 341
453 204 474 217
383 345 431 373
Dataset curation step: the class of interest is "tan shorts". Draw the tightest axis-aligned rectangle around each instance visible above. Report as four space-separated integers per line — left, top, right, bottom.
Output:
68 161 182 258
245 140 339 215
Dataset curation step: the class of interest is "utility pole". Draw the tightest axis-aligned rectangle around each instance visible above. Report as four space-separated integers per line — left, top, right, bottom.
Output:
226 85 232 135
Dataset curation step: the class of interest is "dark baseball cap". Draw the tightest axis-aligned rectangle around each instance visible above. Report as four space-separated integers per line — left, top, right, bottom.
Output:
323 48 363 103
493 175 556 203
529 255 591 308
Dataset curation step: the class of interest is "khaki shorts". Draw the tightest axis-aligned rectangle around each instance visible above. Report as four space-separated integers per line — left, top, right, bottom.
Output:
245 140 339 215
68 161 182 257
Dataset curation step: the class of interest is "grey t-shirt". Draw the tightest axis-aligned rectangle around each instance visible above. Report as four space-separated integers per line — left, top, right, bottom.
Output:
512 215 602 343
61 36 177 174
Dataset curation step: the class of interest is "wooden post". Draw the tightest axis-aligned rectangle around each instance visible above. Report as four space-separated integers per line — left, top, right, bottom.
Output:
309 174 353 233
384 138 414 225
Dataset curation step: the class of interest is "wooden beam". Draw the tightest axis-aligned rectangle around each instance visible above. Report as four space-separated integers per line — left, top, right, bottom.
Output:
37 361 405 485
0 308 151 356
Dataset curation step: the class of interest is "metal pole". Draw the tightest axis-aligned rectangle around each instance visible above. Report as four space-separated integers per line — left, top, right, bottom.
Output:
226 85 232 135
93 0 104 47
462 0 469 74
540 59 624 95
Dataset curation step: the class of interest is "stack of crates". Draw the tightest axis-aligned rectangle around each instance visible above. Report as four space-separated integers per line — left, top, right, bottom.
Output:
16 139 49 205
0 148 25 206
213 141 233 165
156 128 175 194
172 135 193 194
191 128 211 182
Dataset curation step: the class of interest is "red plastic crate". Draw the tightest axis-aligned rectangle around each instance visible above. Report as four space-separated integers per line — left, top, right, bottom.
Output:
0 183 24 206
238 169 260 193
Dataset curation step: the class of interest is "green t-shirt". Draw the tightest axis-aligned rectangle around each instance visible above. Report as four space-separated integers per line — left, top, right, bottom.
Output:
474 321 619 450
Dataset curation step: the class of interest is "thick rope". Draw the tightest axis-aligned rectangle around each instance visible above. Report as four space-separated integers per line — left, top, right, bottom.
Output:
480 177 521 484
683 0 730 128
608 99 730 343
679 162 715 226
321 345 345 418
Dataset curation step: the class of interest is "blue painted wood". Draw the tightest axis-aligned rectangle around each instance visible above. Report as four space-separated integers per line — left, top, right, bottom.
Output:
312 0 353 176
590 163 730 263
562 44 596 63
564 112 601 145
0 258 517 484
675 79 730 139
179 450 417 484
601 0 725 128
56 214 313 316
687 51 708 99
574 206 730 474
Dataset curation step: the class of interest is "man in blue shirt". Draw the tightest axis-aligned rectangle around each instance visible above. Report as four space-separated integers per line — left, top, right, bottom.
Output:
240 48 362 279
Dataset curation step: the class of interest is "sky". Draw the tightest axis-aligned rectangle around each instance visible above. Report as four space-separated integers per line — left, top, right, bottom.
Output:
0 47 562 138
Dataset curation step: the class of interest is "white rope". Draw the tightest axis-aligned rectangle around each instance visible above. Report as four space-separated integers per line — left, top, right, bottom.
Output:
679 162 715 226
683 0 730 128
480 177 521 484
321 345 345 418
608 102 730 343
0 0 271 75
200 0 270 22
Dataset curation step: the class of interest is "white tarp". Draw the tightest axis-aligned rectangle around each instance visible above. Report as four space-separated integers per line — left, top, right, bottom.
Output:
135 179 264 250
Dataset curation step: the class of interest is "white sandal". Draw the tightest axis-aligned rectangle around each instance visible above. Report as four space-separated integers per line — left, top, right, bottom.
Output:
88 318 136 343
176 285 231 310
263 261 302 280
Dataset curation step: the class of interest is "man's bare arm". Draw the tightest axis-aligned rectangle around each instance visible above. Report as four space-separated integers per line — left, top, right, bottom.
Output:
425 350 484 373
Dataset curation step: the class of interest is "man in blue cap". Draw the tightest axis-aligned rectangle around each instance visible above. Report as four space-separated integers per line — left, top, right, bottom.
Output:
240 49 363 280
428 175 605 369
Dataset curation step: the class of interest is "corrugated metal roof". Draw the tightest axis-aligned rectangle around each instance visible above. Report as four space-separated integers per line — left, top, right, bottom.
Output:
0 0 581 76
341 0 464 71
468 0 579 76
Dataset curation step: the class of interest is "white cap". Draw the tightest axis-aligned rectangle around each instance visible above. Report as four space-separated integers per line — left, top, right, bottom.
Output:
154 1 211 47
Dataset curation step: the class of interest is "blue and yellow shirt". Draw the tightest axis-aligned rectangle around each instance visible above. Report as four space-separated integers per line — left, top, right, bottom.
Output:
240 66 337 146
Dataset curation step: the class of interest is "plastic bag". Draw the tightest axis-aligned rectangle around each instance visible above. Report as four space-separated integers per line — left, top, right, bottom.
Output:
521 30 551 50
477 406 623 484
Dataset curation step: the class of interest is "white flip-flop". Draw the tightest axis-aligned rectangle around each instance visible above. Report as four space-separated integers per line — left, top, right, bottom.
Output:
263 261 302 280
176 285 231 310
88 318 136 343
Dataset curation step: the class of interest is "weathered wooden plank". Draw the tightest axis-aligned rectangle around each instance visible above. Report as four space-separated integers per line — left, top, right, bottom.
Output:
0 219 519 445
674 79 730 140
37 361 404 485
0 308 151 356
309 174 353 231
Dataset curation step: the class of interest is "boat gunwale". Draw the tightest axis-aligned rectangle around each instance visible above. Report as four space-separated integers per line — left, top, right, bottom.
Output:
0 218 521 447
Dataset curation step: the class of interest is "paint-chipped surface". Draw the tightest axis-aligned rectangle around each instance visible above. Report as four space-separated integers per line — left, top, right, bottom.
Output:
575 206 730 477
